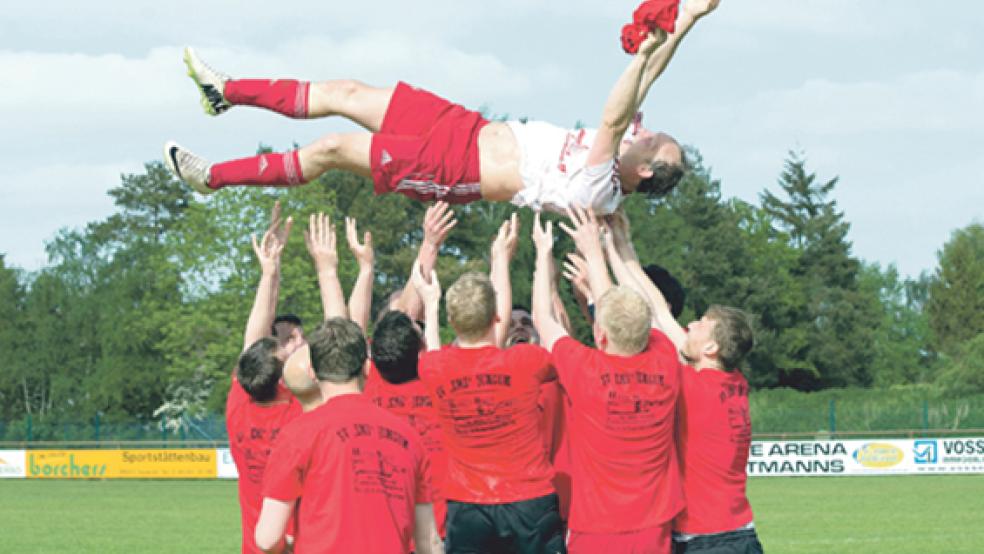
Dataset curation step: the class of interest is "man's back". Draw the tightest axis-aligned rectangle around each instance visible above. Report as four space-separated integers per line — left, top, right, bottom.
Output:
366 372 448 535
225 378 301 553
550 329 684 534
674 364 754 535
262 393 431 553
418 343 555 504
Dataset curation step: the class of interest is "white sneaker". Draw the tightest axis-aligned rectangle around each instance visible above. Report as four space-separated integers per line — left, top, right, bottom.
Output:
184 47 231 116
164 141 214 195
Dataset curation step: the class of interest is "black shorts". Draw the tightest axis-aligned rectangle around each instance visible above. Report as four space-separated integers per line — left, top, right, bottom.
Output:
445 493 566 554
672 528 763 554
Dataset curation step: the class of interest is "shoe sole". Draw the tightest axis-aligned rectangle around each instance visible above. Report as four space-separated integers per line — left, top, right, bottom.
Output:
183 48 225 117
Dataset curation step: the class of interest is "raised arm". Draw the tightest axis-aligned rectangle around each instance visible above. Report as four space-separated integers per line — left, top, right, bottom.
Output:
394 202 457 319
636 0 721 107
586 31 666 167
243 203 291 352
345 217 374 332
608 211 687 352
548 256 575 335
601 217 645 293
559 206 613 300
490 213 519 348
532 213 569 351
304 212 347 321
410 261 442 352
563 251 595 324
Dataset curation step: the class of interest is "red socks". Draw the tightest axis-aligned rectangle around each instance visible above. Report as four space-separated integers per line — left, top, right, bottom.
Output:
209 150 305 189
224 79 310 119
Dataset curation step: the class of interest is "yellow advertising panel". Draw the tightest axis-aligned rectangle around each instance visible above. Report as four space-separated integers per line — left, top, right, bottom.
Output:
26 450 217 479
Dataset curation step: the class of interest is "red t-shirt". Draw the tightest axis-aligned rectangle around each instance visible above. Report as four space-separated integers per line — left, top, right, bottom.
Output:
262 393 432 554
673 365 754 534
225 377 302 554
418 344 556 504
550 329 684 533
366 373 448 536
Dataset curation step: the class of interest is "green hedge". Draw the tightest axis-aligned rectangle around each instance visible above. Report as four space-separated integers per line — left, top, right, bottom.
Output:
750 386 984 435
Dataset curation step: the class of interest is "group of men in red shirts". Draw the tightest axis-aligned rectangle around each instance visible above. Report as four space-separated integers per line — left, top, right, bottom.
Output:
223 200 763 553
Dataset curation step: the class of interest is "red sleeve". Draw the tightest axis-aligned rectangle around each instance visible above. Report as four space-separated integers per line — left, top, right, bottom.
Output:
261 428 308 502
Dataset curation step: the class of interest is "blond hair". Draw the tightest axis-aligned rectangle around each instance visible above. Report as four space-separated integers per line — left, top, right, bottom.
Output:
446 272 496 341
596 286 652 354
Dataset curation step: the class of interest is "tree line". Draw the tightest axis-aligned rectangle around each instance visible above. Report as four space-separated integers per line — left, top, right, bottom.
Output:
1 147 982 428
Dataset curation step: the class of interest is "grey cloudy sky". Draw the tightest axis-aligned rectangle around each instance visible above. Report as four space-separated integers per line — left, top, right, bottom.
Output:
3 0 982 277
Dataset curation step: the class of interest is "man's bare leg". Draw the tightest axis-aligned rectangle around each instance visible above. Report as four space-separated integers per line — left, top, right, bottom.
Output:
306 80 394 132
297 132 373 180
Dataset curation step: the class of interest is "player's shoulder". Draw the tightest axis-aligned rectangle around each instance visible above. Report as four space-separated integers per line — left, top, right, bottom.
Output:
505 342 551 364
647 327 679 354
550 334 587 357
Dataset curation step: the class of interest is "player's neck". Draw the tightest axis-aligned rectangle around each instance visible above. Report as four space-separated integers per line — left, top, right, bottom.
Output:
601 341 642 357
455 328 497 349
318 379 363 401
694 357 725 372
617 162 642 193
296 389 324 412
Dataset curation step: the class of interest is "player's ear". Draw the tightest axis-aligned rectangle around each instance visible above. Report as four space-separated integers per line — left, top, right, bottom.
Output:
704 339 719 359
592 321 607 349
637 163 654 180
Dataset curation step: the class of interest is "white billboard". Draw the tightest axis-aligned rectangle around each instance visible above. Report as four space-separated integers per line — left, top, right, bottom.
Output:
747 437 984 477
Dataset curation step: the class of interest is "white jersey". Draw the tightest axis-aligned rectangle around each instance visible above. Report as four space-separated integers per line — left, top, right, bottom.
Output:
506 120 624 215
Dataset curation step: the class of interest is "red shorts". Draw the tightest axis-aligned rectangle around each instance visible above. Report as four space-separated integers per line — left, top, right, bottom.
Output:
370 82 488 204
568 523 672 554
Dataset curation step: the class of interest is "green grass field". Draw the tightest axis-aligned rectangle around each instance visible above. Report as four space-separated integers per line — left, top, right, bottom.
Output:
1 475 981 552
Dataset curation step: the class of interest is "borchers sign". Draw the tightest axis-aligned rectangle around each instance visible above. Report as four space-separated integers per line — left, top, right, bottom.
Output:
748 438 984 477
27 450 217 479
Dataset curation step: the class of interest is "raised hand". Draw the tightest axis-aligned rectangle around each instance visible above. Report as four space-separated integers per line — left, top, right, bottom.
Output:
559 205 604 259
638 30 667 57
251 227 285 274
410 260 442 309
491 212 520 261
345 217 374 268
260 200 294 252
532 212 554 254
304 212 338 270
563 252 591 300
423 201 457 248
683 0 721 20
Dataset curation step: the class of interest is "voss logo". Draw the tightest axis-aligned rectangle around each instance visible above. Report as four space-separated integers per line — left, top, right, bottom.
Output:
913 440 937 464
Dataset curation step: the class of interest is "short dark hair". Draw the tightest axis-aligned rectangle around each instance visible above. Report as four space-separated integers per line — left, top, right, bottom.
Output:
643 264 685 318
636 160 685 197
372 311 422 385
237 337 283 402
272 314 302 336
706 305 755 372
512 304 531 314
307 318 368 384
